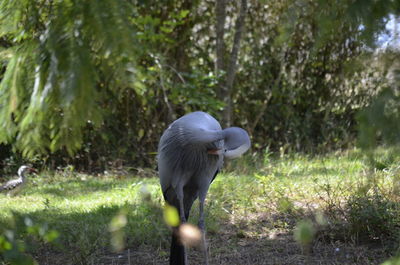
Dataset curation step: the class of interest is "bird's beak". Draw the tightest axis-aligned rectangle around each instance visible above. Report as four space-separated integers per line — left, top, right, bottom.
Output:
29 168 38 174
207 148 223 155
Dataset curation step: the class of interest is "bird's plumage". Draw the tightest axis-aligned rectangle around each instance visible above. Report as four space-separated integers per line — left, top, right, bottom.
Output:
0 165 36 195
0 178 25 192
158 111 250 265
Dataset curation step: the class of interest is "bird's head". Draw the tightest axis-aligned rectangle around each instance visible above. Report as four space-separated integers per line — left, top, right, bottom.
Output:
18 165 38 177
222 127 251 159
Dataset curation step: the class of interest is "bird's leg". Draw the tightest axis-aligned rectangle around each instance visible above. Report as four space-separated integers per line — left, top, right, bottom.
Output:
176 186 187 224
180 198 188 265
198 200 209 265
176 186 188 264
179 198 186 224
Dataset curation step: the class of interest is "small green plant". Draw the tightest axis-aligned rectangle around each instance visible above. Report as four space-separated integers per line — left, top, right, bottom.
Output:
276 196 295 214
294 220 315 245
294 219 315 256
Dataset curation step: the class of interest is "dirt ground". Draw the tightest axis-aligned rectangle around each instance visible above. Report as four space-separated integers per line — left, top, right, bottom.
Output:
98 236 387 265
37 229 388 265
35 210 391 265
99 222 389 265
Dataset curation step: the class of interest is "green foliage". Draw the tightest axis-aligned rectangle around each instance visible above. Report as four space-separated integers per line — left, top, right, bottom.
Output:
236 0 380 153
0 0 398 170
276 196 295 214
0 216 58 265
283 0 400 47
359 88 400 148
294 219 315 247
341 0 400 45
347 193 400 242
0 0 226 169
0 0 138 157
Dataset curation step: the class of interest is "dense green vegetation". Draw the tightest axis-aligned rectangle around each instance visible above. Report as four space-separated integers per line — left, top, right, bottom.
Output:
0 0 399 171
1 150 400 264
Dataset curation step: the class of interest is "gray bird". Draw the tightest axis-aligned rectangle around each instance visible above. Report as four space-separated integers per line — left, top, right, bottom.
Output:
158 111 250 265
0 165 37 195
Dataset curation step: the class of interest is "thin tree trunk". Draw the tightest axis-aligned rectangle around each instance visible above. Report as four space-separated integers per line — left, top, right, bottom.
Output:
215 0 247 127
215 0 227 73
215 0 227 121
224 0 247 127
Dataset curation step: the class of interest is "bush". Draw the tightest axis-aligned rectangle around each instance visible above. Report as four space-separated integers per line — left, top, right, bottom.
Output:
346 193 400 242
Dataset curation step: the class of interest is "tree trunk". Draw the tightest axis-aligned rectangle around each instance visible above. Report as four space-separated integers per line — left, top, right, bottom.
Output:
215 0 226 74
215 0 247 127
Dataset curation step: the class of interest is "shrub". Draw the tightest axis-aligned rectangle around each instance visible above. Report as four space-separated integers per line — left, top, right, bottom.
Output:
346 193 400 242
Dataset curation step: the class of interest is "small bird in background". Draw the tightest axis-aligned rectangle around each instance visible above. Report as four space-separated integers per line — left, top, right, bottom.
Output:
0 165 37 195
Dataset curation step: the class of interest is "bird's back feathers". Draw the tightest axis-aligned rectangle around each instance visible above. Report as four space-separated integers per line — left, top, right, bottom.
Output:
0 178 23 191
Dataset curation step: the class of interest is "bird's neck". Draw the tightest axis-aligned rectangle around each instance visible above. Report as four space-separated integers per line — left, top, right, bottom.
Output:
19 172 27 181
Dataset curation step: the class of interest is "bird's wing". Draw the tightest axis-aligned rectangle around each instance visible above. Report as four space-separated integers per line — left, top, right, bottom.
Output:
0 178 22 192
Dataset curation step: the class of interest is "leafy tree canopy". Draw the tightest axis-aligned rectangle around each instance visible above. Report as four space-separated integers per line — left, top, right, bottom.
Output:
0 0 138 156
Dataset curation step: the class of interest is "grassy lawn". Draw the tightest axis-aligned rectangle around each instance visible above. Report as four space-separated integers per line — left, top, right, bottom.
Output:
1 149 399 264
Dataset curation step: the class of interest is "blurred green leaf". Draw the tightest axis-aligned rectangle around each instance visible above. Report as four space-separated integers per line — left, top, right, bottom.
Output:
109 210 127 252
163 203 180 227
109 211 127 233
43 230 59 243
294 219 315 246
0 235 12 251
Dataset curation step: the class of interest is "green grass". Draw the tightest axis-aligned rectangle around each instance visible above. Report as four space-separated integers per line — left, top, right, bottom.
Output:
1 149 400 264
0 173 169 264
